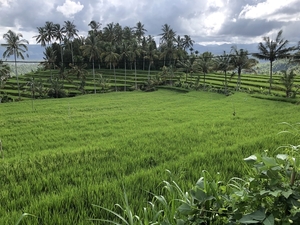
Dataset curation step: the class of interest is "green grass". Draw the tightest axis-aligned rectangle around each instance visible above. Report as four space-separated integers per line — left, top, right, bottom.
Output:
0 89 299 224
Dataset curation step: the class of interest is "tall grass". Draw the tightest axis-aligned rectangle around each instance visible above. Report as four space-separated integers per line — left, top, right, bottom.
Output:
0 90 298 224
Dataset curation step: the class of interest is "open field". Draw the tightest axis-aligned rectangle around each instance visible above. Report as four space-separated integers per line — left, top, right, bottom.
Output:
0 89 299 224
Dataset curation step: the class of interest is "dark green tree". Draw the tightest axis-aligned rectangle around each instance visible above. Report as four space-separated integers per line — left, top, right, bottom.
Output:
80 34 102 94
64 20 79 64
1 30 29 99
252 30 295 94
214 51 232 94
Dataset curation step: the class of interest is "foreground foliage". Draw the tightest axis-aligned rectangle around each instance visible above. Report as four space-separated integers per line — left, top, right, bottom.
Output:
92 128 300 225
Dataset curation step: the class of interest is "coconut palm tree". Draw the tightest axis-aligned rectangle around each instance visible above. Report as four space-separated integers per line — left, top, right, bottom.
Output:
44 21 55 45
280 69 296 97
102 43 120 91
33 26 47 47
1 30 29 99
144 36 159 79
64 20 79 64
119 41 131 91
0 60 10 94
252 30 295 94
182 35 195 52
88 20 101 36
129 40 141 89
80 33 102 94
40 46 57 79
159 24 176 66
214 51 232 94
133 21 147 44
177 56 197 82
53 23 66 69
231 46 258 90
196 51 214 86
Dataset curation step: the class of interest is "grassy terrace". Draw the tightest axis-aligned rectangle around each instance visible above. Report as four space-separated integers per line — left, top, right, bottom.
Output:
0 88 299 224
1 66 299 99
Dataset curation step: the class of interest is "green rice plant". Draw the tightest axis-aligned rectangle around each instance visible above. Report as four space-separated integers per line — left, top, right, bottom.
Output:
15 213 37 225
90 187 164 225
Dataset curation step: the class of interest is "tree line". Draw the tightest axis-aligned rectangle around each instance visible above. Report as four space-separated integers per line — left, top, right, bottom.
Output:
1 20 300 99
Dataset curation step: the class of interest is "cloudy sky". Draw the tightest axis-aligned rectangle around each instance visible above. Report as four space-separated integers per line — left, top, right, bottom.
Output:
0 0 300 46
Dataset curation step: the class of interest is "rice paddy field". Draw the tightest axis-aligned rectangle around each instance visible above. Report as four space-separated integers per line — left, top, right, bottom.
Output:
0 87 300 224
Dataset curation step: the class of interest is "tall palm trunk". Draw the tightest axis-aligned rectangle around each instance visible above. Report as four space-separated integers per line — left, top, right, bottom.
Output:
14 51 21 99
134 60 137 89
224 71 228 94
148 62 151 79
269 61 273 94
124 58 127 92
60 43 64 69
114 65 117 92
93 60 96 94
236 67 242 91
70 41 74 64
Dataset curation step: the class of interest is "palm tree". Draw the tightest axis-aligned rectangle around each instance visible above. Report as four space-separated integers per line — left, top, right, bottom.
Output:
214 51 232 94
88 20 101 36
196 52 214 86
102 43 120 91
119 41 131 91
40 46 57 78
64 20 79 64
33 26 47 47
182 35 195 52
129 40 141 89
231 46 257 90
133 21 147 44
280 69 296 97
44 21 55 45
252 30 296 94
1 30 29 99
159 24 176 66
177 56 197 82
53 23 66 69
144 36 159 79
80 34 102 94
0 60 10 93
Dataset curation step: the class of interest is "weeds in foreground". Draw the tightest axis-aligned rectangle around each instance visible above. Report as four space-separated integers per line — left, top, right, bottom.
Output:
91 137 300 224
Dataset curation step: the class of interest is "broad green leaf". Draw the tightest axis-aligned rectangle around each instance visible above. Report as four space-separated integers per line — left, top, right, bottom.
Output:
260 190 269 195
176 219 185 225
250 210 266 221
262 156 278 167
240 210 266 223
177 203 193 215
191 188 207 202
269 190 281 197
195 177 204 189
263 214 274 225
239 215 260 224
282 190 293 199
244 155 257 162
277 154 288 161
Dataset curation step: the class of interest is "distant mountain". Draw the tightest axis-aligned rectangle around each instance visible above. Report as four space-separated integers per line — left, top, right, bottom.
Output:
192 43 259 56
0 44 44 61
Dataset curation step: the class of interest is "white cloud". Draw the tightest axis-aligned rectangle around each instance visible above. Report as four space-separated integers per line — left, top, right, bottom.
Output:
239 0 300 21
0 0 13 7
56 0 84 18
